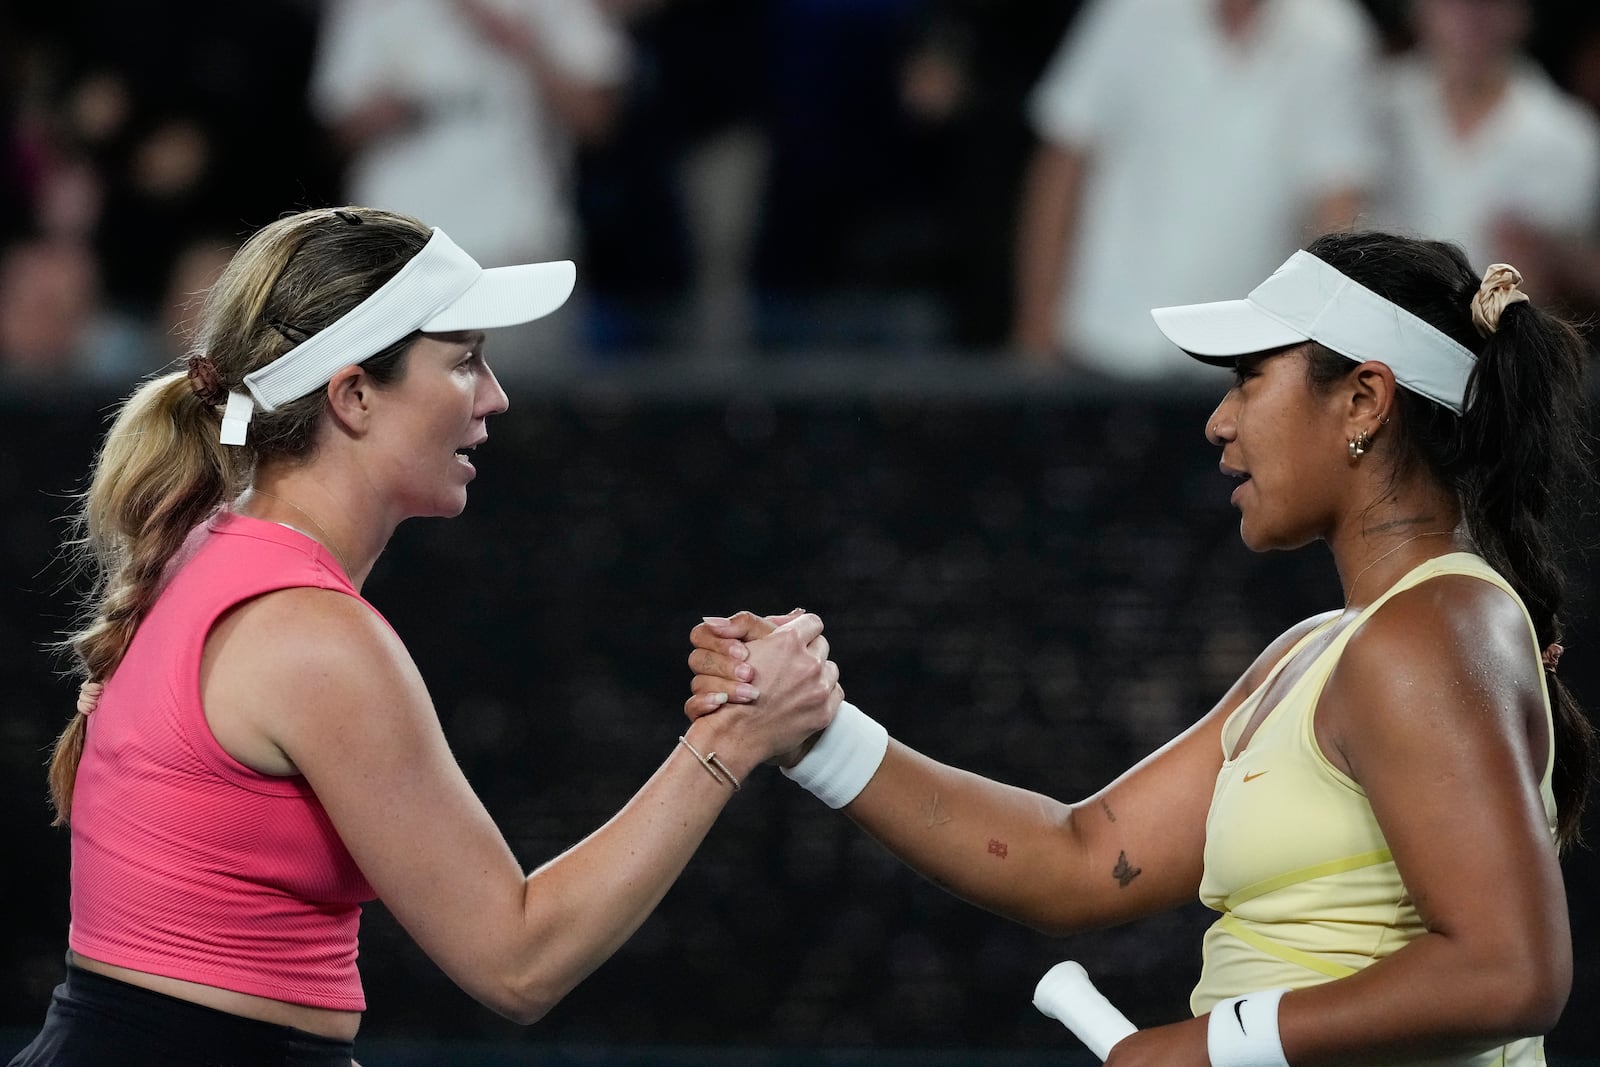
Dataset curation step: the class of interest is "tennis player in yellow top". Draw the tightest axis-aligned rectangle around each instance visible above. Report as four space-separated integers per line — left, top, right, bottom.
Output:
686 229 1593 1067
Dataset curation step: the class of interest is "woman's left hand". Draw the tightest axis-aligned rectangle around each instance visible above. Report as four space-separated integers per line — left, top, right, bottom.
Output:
1101 1016 1209 1067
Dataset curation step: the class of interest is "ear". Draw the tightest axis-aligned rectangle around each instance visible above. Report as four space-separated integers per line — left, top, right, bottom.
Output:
325 364 374 436
1343 360 1398 437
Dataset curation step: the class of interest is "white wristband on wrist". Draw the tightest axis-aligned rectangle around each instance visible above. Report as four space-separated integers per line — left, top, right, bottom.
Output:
1208 988 1290 1067
781 701 888 808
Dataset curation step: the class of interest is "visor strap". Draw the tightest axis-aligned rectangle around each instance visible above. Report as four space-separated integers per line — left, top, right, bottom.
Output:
220 391 255 447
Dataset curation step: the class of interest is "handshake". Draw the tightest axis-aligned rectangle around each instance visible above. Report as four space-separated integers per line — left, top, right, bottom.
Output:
678 610 886 807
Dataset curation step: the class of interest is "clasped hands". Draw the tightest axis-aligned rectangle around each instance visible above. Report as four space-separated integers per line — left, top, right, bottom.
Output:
684 610 842 769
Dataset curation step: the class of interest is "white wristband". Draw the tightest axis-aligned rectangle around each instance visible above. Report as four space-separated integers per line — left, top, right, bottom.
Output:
1208 988 1290 1067
781 701 888 808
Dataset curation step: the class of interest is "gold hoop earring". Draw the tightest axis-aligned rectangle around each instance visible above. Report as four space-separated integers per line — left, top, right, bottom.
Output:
1347 431 1373 460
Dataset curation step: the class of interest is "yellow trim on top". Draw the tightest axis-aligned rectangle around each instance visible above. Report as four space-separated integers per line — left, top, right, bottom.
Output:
1217 914 1358 979
1223 848 1394 911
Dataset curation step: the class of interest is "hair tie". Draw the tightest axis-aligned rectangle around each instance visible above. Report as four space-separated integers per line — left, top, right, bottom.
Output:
185 353 229 405
76 680 104 717
1470 262 1530 337
1542 642 1564 674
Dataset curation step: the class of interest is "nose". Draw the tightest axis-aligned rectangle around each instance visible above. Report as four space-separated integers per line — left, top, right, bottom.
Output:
1206 391 1236 446
477 362 509 418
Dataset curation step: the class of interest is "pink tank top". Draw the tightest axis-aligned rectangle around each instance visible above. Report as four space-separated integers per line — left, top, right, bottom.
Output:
69 511 377 1011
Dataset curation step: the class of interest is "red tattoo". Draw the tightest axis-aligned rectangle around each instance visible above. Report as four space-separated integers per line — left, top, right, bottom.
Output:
987 838 1009 859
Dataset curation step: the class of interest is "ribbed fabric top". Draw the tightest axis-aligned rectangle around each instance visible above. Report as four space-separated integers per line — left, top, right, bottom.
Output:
69 512 377 1011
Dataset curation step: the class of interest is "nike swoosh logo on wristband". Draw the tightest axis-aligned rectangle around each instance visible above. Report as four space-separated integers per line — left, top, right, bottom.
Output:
1234 998 1249 1034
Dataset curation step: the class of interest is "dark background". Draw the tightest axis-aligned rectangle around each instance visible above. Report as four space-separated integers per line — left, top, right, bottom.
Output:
2 363 1596 1063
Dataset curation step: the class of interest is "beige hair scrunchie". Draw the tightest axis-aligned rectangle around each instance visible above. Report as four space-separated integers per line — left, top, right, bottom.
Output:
1470 262 1531 337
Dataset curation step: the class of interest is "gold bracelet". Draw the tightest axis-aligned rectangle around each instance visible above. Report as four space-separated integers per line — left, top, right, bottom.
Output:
677 735 741 792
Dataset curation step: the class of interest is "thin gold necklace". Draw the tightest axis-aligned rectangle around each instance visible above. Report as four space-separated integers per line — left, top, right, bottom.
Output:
246 488 351 577
1344 530 1453 609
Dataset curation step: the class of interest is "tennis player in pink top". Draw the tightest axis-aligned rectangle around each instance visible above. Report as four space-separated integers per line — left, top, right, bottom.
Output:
11 205 842 1067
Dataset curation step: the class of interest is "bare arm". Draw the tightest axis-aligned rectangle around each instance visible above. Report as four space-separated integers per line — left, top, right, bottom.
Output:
1279 580 1567 1064
1104 580 1568 1066
1011 142 1086 363
207 592 839 1024
689 612 1330 935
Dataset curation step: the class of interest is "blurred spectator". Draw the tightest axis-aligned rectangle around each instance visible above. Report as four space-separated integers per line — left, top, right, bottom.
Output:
748 0 950 351
1457 8 1600 329
580 0 1078 356
311 0 631 271
154 234 235 363
1013 0 1380 378
1367 0 1600 282
0 236 147 381
45 4 332 318
894 0 1082 349
575 0 761 354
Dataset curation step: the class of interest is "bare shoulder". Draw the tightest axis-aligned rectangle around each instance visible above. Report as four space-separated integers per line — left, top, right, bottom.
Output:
1342 574 1536 693
1323 574 1544 776
205 586 431 770
210 586 417 697
220 581 393 637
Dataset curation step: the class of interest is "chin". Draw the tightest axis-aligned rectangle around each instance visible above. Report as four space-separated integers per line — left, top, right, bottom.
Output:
410 490 470 520
1237 517 1317 555
1237 525 1276 554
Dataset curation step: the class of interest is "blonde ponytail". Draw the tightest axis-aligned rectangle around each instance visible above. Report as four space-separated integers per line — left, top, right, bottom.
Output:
48 370 245 824
47 205 433 824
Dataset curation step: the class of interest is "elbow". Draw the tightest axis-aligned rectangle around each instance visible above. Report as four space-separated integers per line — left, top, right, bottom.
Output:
1503 966 1569 1038
493 999 548 1028
472 955 576 1026
1469 940 1570 1040
482 976 562 1027
1506 929 1571 1037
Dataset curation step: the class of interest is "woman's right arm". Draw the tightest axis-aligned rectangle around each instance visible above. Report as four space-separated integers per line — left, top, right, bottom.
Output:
203 590 840 1024
688 612 1331 935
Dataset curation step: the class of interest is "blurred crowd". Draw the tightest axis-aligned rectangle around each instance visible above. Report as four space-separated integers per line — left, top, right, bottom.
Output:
3 0 1600 383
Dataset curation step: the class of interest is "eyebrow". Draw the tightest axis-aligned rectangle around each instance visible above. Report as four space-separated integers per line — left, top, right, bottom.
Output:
426 329 487 347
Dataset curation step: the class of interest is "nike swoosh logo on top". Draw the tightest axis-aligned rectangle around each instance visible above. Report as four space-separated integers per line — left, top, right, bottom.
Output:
1242 771 1268 782
1234 999 1249 1034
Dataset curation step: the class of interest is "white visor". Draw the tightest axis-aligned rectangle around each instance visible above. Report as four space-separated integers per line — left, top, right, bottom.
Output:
1150 250 1477 414
219 228 576 445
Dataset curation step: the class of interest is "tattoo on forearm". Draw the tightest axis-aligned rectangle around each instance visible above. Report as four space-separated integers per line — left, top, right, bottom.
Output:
1112 850 1142 887
1100 799 1117 823
923 792 953 829
988 839 1008 859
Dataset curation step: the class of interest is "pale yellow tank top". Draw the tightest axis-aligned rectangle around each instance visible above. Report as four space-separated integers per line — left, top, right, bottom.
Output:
1191 553 1557 1067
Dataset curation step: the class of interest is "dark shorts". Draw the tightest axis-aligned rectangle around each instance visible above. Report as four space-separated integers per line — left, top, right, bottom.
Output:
7 962 356 1067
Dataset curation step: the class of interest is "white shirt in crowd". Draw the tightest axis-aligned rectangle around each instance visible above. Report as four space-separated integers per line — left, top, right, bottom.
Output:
1370 56 1600 272
312 0 630 267
1028 0 1380 378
